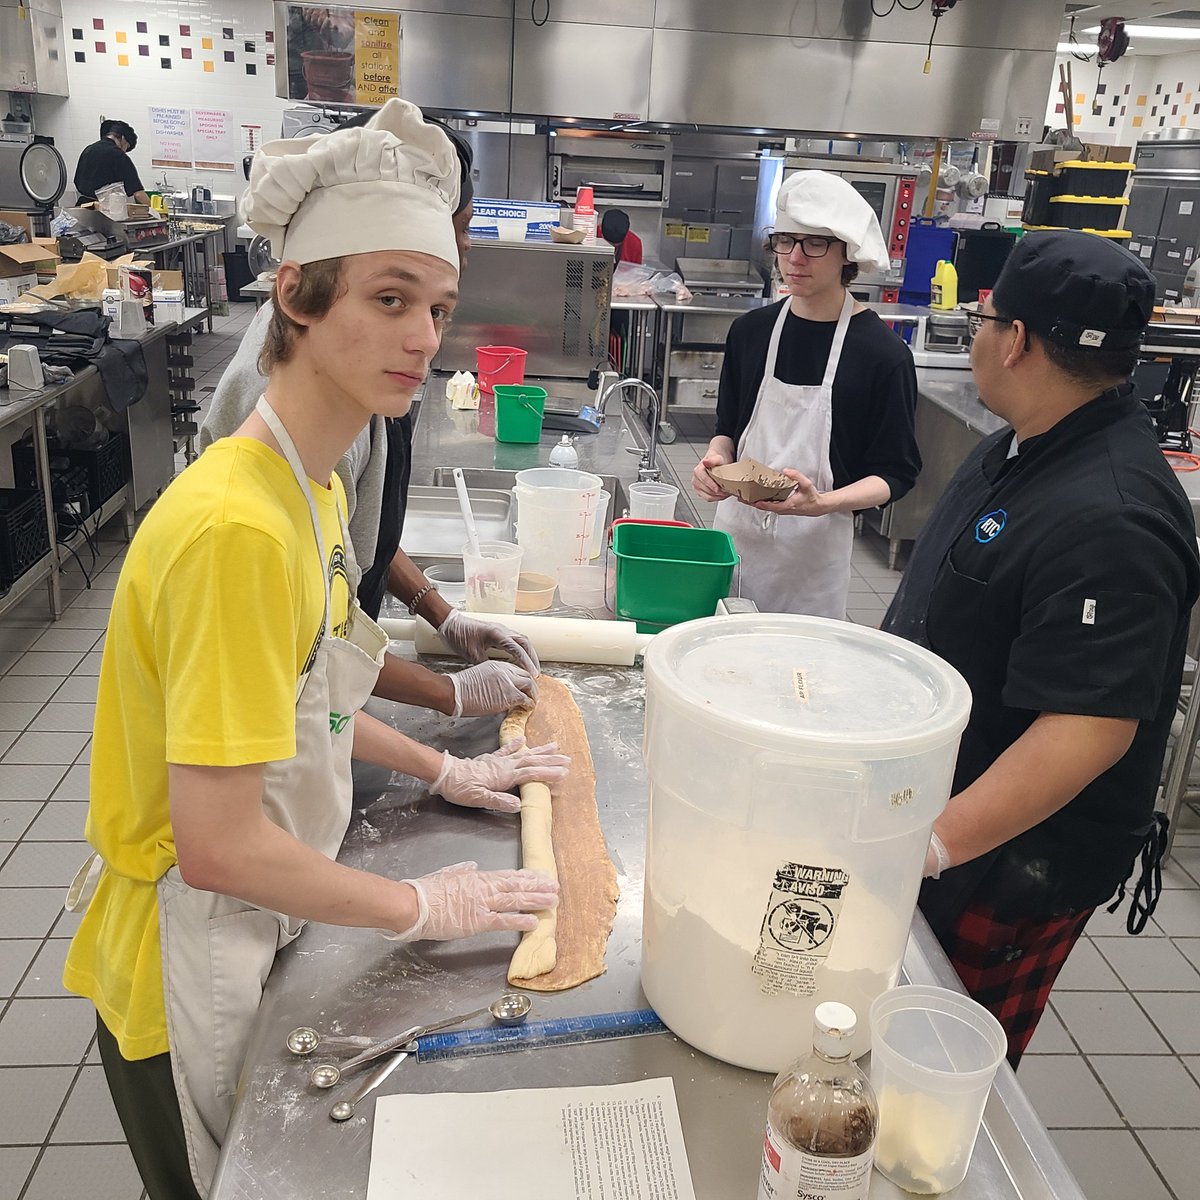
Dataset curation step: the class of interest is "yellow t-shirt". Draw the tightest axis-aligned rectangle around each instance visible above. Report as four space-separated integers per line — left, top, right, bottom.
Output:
63 437 351 1060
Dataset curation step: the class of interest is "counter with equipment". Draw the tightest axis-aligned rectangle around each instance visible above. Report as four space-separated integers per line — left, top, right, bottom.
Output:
208 385 1085 1200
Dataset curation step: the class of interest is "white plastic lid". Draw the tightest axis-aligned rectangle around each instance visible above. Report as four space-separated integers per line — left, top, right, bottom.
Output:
813 1002 858 1056
643 614 972 761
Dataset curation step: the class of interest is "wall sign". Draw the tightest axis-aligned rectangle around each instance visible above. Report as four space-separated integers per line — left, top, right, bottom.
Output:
149 105 193 169
282 5 402 104
192 107 237 171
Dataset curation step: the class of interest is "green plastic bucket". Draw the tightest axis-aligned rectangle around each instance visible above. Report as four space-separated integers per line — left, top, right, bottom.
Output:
612 522 738 633
494 384 547 444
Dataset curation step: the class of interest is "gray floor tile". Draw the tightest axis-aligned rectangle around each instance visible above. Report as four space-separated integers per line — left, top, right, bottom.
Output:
1139 1130 1200 1200
1054 937 1123 990
1088 901 1164 936
0 731 20 759
0 676 59 703
1171 845 1200 884
3 731 90 765
29 627 103 653
47 608 110 631
0 701 43 730
22 1143 143 1200
0 625 42 654
0 1147 38 1200
1016 1054 1122 1127
1137 992 1200 1054
51 902 82 938
24 803 86 841
0 801 42 839
74 739 92 765
17 938 70 998
52 1063 125 1143
1159 860 1200 890
51 676 99 703
1051 991 1170 1054
7 651 86 676
69 589 117 610
0 841 88 887
0 998 95 1066
50 764 89 802
0 888 67 938
0 939 40 998
1147 886 1200 937
1092 1053 1200 1126
0 1065 76 1144
1024 1007 1075 1054
1096 936 1200 990
28 703 96 734
1050 1130 1172 1200
75 652 104 676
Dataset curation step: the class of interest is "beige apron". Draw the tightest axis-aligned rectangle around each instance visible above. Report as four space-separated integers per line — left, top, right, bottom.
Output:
68 396 387 1196
714 292 855 619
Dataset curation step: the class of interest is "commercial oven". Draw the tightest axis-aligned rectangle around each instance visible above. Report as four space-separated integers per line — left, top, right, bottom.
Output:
548 133 671 209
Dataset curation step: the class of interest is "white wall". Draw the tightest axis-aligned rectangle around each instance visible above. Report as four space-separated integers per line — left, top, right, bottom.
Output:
32 0 291 203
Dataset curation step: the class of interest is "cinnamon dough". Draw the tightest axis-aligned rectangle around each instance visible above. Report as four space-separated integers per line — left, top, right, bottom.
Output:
500 675 619 991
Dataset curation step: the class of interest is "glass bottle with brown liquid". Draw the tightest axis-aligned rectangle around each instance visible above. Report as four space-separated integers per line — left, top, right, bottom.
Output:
757 1002 879 1200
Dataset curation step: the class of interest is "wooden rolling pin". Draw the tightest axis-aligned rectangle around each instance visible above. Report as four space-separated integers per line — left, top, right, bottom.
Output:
379 615 653 667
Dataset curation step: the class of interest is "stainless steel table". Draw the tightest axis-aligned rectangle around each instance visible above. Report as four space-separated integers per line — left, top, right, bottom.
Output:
610 295 658 381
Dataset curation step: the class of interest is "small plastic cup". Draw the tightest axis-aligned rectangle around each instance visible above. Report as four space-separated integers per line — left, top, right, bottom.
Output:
869 985 1007 1194
557 564 607 609
462 540 523 615
628 482 679 521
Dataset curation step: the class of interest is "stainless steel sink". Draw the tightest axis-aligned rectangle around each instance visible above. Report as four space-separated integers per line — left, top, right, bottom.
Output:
430 466 626 530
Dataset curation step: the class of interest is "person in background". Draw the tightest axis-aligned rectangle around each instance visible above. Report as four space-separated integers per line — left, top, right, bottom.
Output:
199 109 531 726
691 171 920 618
63 100 566 1200
74 119 150 205
600 208 643 265
884 230 1200 1065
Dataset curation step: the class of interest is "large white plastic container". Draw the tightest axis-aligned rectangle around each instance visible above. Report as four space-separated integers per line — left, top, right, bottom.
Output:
641 614 971 1072
513 468 603 578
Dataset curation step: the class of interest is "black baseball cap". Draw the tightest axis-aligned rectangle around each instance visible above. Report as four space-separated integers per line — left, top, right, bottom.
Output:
992 229 1154 351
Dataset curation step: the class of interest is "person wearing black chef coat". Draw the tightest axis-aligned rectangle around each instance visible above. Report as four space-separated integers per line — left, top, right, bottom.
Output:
884 230 1200 1065
692 171 921 618
74 119 150 206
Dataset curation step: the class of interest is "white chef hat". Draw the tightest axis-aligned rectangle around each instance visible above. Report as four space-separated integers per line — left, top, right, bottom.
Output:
241 97 460 270
774 171 891 276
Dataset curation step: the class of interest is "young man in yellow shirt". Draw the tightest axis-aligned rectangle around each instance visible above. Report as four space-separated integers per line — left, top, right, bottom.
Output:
64 100 565 1200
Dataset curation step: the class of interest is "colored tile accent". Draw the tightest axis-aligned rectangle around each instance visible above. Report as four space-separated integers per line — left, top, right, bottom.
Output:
266 53 275 65
74 51 86 62
95 41 105 52
1109 117 1117 127
1073 115 1082 126
159 35 170 46
202 36 213 50
224 50 235 62
1156 83 1163 94
72 28 82 40
115 31 126 43
1174 105 1180 116
223 27 234 39
1133 115 1144 127
136 21 147 34
1055 102 1065 115
1137 94 1147 106
181 47 192 60
1179 81 1186 92
117 54 129 66
161 58 171 69
180 24 190 36
1097 83 1107 95
246 63 257 75
244 40 255 52
203 60 214 72
1075 91 1085 105
93 17 103 29
266 30 274 42
139 45 149 56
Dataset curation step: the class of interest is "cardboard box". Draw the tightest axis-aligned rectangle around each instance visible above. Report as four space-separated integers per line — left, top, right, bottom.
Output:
0 272 37 303
155 289 186 324
1029 142 1135 173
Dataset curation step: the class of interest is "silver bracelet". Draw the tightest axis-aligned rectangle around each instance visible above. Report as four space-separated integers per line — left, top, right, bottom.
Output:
407 581 437 615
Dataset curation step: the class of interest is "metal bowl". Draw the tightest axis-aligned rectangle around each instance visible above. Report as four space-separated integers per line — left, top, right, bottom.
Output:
489 992 532 1026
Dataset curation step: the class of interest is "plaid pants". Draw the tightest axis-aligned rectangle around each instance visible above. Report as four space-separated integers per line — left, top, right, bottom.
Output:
939 901 1094 1067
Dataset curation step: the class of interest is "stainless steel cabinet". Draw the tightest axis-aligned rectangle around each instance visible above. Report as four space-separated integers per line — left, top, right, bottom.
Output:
714 162 760 222
671 159 717 221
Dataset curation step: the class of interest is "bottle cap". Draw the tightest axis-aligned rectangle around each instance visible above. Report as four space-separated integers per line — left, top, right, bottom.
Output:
812 1002 857 1056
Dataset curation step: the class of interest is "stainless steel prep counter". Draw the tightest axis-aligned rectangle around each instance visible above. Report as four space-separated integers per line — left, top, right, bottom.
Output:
209 387 1083 1200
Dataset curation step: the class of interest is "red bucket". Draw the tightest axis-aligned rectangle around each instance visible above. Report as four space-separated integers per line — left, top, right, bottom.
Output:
476 345 527 394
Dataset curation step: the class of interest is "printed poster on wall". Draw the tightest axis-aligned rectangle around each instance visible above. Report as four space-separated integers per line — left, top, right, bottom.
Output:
149 106 193 170
192 108 237 172
282 6 402 104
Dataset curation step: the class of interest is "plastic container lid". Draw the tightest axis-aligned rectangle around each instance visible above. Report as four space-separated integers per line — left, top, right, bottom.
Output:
643 614 972 761
813 1002 858 1057
1048 194 1129 205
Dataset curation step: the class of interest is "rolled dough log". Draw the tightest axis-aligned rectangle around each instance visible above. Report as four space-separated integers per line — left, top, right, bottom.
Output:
501 675 619 991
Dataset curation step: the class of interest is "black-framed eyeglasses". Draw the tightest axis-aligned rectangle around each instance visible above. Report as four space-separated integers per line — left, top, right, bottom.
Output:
768 232 838 258
966 311 1013 340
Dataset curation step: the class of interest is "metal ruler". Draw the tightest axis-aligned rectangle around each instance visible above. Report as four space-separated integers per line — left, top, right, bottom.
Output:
414 1008 669 1062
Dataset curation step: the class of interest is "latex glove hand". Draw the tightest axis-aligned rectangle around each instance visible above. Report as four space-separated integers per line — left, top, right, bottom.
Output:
692 451 732 503
394 861 559 941
754 469 822 516
432 739 570 813
923 831 952 879
438 608 540 676
450 660 538 717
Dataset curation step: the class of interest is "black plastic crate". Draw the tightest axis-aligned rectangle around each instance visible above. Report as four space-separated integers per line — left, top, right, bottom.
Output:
0 489 49 588
13 434 130 514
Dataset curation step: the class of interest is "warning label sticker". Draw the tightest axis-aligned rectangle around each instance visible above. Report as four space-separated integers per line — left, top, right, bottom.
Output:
752 862 849 997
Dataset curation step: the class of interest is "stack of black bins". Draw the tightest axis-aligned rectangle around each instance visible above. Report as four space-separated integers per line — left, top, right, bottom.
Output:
0 489 49 592
1022 158 1135 247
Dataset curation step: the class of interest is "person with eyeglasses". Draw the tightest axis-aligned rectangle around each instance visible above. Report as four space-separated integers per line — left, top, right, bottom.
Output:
691 171 921 618
883 230 1199 1066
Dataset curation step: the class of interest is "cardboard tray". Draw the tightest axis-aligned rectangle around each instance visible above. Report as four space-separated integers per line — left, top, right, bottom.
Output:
708 457 796 503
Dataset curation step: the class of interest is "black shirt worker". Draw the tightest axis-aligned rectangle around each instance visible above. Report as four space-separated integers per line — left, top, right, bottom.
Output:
884 230 1200 1064
74 120 150 205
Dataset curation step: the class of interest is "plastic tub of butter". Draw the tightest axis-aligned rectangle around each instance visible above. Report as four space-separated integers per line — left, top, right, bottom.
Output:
515 572 557 612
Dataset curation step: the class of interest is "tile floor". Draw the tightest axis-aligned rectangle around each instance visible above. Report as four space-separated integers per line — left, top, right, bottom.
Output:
2 301 1199 1198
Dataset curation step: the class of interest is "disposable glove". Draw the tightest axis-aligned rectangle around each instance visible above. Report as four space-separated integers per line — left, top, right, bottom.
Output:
438 608 541 676
923 831 952 879
450 660 537 718
431 739 570 813
393 861 559 941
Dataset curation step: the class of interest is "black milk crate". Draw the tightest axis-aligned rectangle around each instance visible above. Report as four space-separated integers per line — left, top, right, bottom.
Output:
13 434 130 514
0 489 49 588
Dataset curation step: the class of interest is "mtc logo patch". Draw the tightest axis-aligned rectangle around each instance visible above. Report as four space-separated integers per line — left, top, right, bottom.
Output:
975 509 1007 544
329 712 352 734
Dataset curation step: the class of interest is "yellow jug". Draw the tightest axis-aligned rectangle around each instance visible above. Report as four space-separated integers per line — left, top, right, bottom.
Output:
930 259 958 310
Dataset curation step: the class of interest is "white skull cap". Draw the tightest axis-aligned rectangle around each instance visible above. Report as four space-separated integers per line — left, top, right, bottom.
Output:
241 97 460 271
774 170 891 275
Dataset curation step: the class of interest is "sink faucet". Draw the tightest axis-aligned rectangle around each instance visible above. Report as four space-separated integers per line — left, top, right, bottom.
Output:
596 376 663 482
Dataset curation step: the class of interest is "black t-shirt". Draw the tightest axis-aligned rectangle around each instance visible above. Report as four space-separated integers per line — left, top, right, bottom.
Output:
884 385 1200 927
715 300 922 505
74 139 144 202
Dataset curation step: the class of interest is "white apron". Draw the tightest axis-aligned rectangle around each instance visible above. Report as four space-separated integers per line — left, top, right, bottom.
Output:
68 396 387 1197
714 292 856 619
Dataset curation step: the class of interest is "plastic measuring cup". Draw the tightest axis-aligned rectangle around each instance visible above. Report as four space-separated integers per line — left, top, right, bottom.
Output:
628 482 679 521
513 468 603 578
462 540 523 615
868 985 1008 1194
